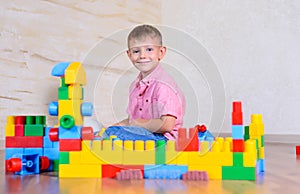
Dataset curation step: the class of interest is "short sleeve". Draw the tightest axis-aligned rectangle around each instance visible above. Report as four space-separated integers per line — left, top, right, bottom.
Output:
154 84 184 120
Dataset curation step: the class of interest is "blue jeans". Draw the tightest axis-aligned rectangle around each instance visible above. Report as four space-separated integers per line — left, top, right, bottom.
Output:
102 126 167 141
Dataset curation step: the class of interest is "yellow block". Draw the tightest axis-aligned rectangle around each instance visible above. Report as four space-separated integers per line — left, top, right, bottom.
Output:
165 140 178 164
211 141 221 152
80 140 105 164
58 99 83 126
259 147 265 159
7 116 15 124
68 84 83 100
188 165 222 180
123 140 155 165
243 140 258 167
251 114 263 124
200 141 210 155
249 123 264 136
65 62 86 85
215 137 224 151
69 151 81 164
188 152 233 166
5 124 15 136
176 152 189 165
59 164 101 178
92 140 123 164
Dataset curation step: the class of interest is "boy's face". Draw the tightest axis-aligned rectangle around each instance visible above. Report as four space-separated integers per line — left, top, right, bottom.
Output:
127 37 166 78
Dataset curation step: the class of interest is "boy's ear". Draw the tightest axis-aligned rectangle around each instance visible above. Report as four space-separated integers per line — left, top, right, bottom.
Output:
126 49 131 57
158 46 167 61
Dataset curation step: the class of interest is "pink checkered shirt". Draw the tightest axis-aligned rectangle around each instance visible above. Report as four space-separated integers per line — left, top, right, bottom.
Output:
127 64 186 140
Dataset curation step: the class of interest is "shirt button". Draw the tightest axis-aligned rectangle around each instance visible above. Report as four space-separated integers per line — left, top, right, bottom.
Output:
139 108 142 111
146 99 148 102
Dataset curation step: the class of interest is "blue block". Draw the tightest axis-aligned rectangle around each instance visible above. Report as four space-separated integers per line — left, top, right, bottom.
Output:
11 154 40 175
51 62 71 76
198 130 215 141
48 102 58 116
24 148 43 157
44 127 52 137
232 125 244 139
5 148 24 160
59 126 81 139
43 136 53 148
43 148 59 160
81 102 93 116
257 159 265 173
53 141 59 148
144 165 188 179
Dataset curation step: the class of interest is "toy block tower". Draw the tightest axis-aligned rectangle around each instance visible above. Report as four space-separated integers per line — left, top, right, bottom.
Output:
249 114 265 173
48 62 96 177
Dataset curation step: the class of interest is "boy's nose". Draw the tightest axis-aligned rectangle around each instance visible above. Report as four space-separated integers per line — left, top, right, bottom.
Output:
139 49 146 58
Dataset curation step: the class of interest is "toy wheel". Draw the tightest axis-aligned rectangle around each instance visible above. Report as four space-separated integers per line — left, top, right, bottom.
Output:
60 115 75 129
6 158 22 172
39 156 50 170
49 128 59 141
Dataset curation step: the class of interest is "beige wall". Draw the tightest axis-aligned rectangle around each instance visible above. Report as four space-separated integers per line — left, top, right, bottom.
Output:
0 0 161 149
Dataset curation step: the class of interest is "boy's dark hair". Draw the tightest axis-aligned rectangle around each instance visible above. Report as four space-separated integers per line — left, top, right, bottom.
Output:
127 24 162 48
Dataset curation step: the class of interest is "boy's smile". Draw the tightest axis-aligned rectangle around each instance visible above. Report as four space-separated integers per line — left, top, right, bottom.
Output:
127 37 166 78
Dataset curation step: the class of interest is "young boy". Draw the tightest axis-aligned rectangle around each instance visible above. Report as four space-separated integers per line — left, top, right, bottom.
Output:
103 24 186 141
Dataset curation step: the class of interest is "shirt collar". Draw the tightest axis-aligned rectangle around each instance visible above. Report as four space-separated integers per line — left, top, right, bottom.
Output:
135 64 162 87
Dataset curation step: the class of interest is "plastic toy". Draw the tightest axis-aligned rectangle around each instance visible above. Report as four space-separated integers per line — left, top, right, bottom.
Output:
5 62 265 181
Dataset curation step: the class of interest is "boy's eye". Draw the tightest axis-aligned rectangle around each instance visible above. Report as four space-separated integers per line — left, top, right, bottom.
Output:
132 49 139 54
146 48 153 52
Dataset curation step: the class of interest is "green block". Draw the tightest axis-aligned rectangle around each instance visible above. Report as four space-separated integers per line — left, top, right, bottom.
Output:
244 126 249 140
24 124 44 136
59 152 70 164
155 140 166 165
58 86 69 100
36 115 46 125
53 159 59 172
26 116 35 124
261 136 264 147
233 152 243 167
222 166 256 180
61 77 67 87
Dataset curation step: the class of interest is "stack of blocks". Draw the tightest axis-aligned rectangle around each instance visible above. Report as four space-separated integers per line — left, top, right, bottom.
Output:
4 62 265 180
5 115 59 174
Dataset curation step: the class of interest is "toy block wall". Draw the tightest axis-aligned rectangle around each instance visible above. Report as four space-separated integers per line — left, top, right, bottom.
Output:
4 62 265 181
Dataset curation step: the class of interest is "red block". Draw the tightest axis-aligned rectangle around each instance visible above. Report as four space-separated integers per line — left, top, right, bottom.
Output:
81 127 94 140
102 164 122 178
102 164 144 178
59 139 81 151
232 112 243 125
232 139 244 152
296 146 300 155
15 116 26 125
233 101 242 112
232 101 243 125
6 136 43 148
177 127 199 151
15 124 24 136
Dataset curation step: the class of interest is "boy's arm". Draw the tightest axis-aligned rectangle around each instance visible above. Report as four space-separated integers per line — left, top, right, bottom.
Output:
112 117 130 126
130 115 176 133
